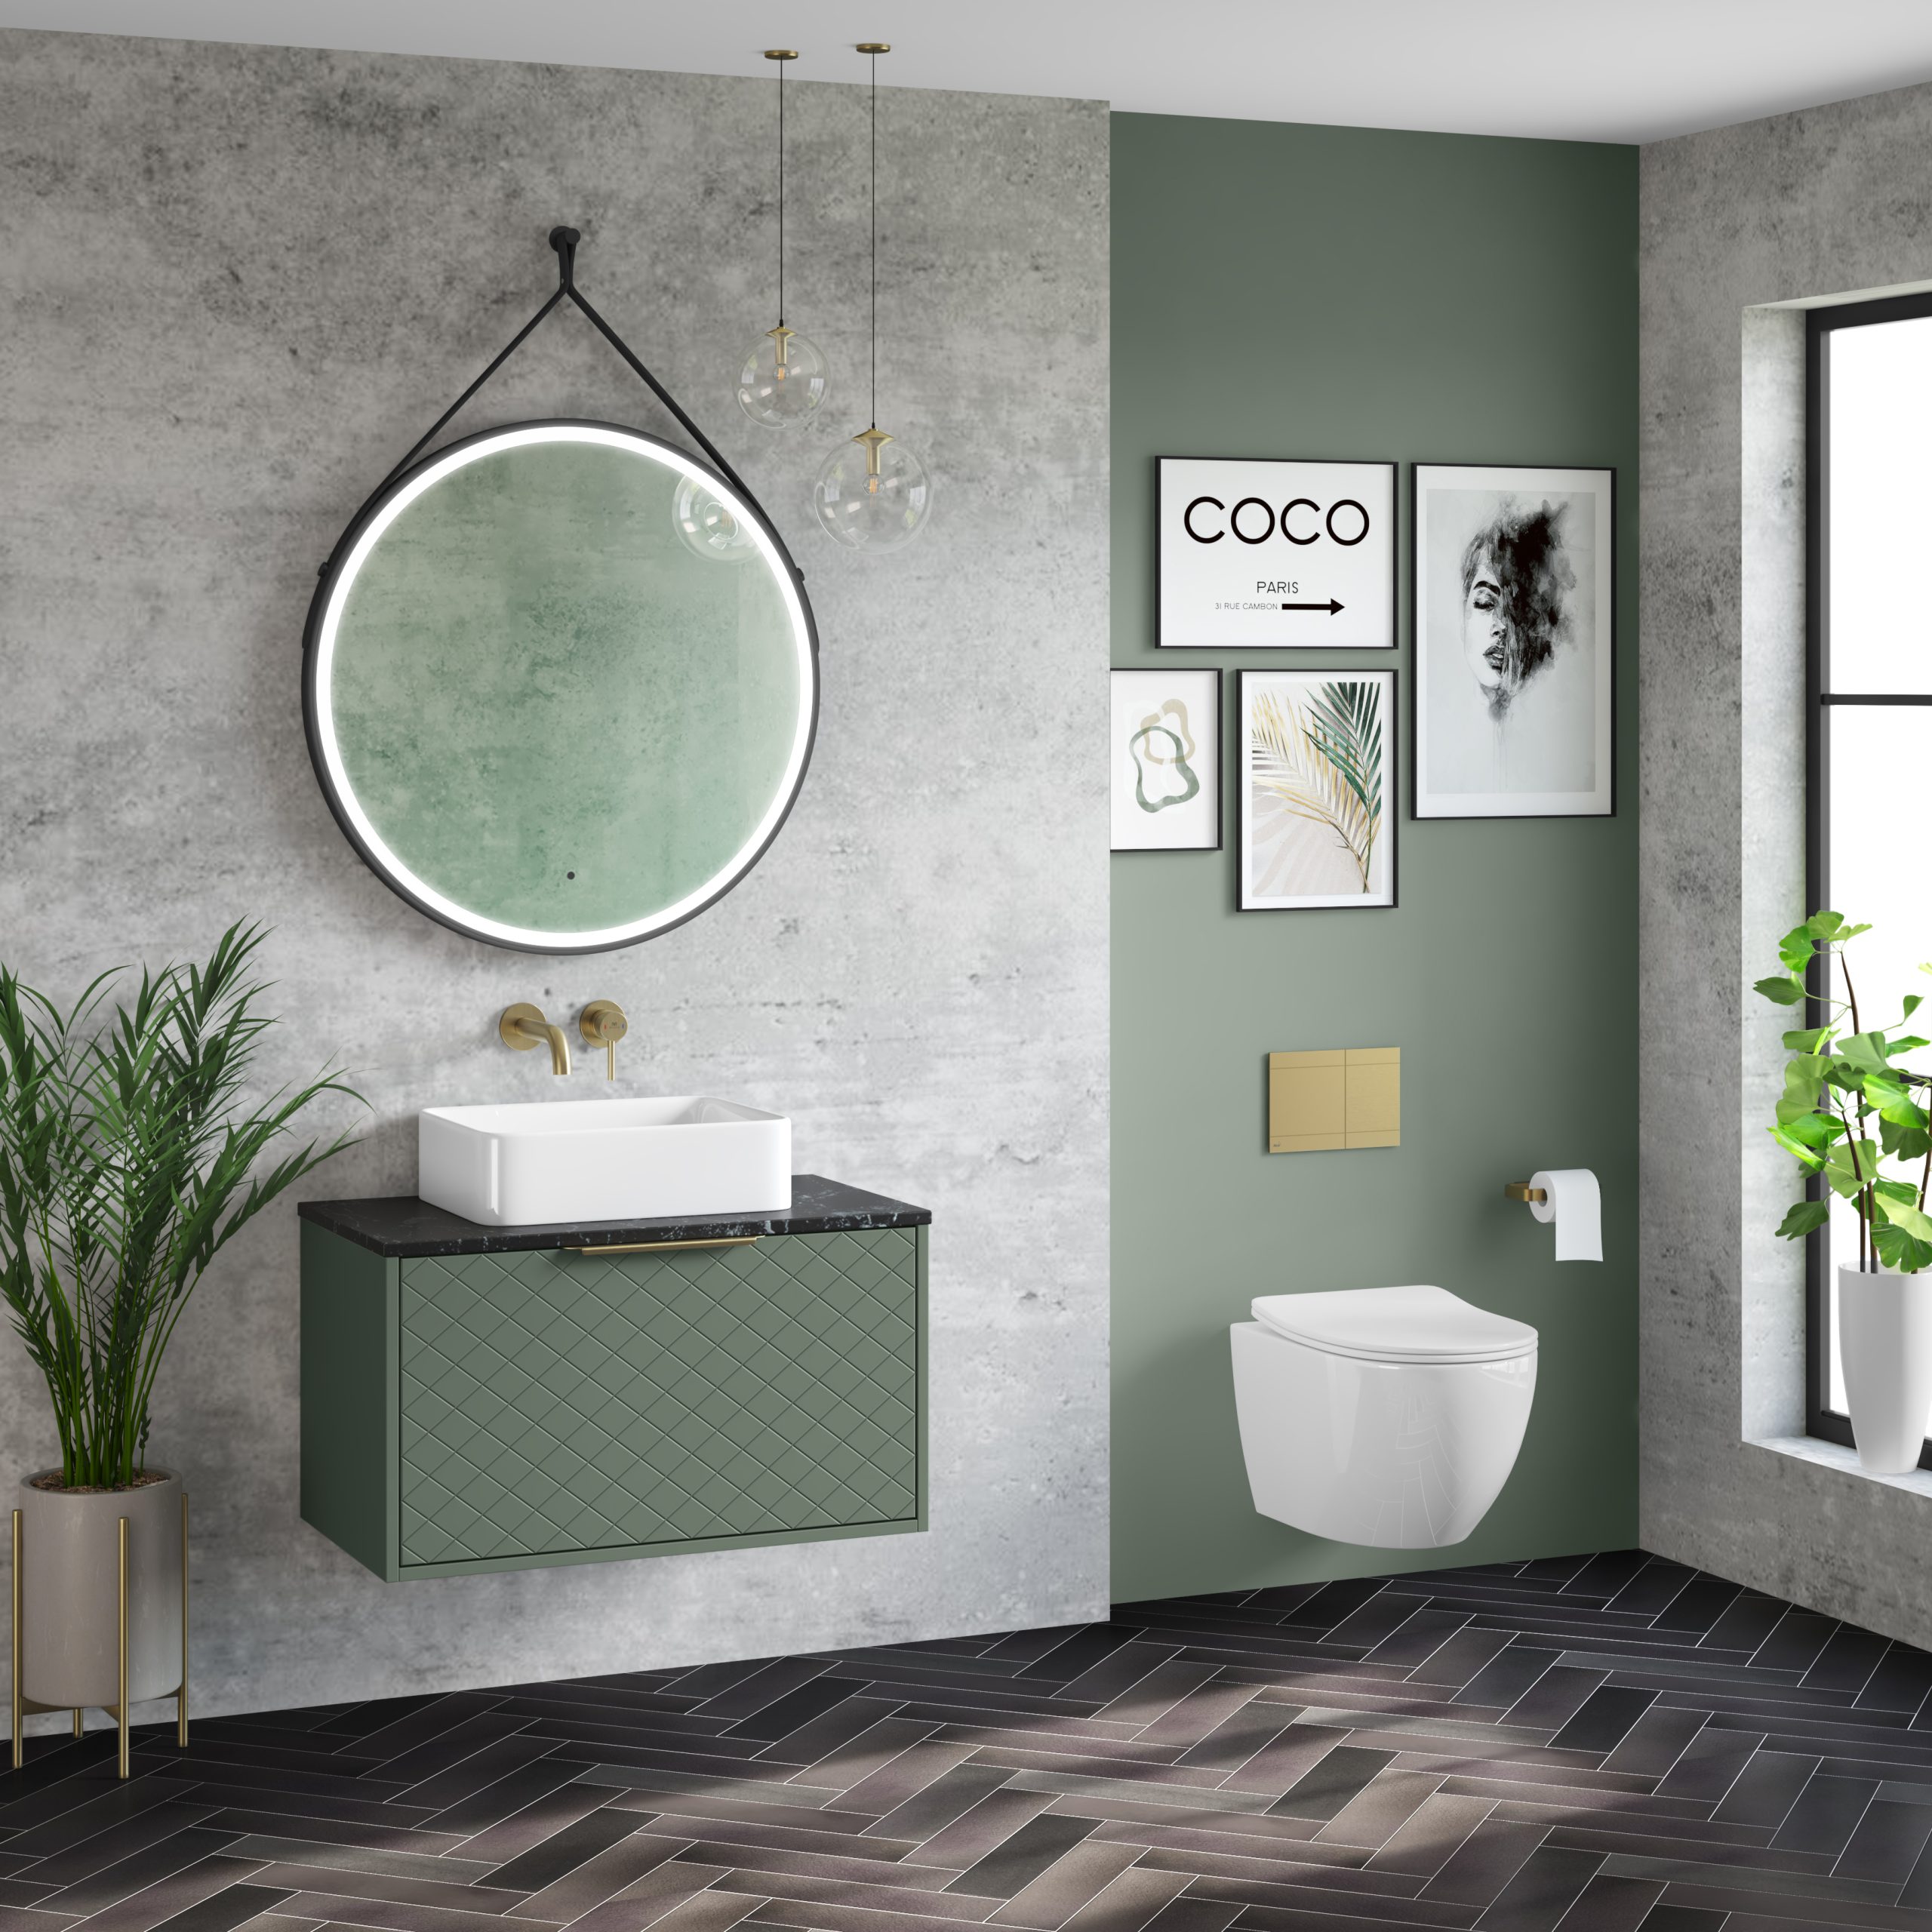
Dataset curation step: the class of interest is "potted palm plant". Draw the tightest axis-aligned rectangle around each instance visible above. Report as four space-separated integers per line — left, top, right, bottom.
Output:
0 924 355 1755
1756 910 1932 1472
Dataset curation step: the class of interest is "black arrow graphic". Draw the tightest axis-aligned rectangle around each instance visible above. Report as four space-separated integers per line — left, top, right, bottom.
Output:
1280 599 1344 614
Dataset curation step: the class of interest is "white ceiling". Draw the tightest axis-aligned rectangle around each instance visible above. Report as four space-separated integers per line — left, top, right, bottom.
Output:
5 0 1932 143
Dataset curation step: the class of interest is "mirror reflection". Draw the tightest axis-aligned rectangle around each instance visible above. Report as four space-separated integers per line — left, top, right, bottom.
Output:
306 423 816 952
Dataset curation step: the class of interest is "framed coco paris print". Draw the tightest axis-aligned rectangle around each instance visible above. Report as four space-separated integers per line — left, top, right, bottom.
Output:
1111 667 1222 851
1238 669 1395 909
1412 463 1614 819
1158 457 1397 650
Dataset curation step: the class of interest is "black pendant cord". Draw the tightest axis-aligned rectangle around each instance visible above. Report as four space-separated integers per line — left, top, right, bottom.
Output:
370 227 757 512
869 48 878 430
777 60 786 327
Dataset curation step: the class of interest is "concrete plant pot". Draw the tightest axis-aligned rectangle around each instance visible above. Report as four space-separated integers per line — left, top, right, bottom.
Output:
1839 1267 1932 1475
15 1468 183 1709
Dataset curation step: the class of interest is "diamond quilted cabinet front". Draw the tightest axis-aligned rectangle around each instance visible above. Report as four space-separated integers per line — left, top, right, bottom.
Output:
397 1228 922 1570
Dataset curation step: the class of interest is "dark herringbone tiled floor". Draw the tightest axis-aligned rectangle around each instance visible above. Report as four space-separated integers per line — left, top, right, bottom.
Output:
4 1553 1931 1932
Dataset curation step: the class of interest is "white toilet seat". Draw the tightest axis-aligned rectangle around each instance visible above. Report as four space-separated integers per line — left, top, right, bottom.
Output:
1251 1284 1537 1364
1233 1284 1540 1547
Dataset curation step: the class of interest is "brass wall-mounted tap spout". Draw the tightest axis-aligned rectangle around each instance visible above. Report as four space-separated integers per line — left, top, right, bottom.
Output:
499 1003 571 1076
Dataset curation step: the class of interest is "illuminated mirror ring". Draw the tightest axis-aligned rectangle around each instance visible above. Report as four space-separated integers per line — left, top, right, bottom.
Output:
302 420 819 955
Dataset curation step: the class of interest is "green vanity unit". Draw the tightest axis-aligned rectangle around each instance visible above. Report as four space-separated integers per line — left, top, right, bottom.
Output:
297 1177 928 1580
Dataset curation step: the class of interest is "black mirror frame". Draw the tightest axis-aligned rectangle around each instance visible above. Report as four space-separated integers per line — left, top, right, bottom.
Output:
301 416 821 956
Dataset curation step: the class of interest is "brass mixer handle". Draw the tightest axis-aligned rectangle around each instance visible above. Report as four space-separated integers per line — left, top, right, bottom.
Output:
578 1001 628 1081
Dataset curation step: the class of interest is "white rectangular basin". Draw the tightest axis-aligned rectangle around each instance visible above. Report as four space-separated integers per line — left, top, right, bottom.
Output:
418 1097 792 1229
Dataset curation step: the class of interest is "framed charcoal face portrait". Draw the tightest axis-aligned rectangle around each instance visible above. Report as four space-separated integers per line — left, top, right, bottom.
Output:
1411 463 1614 819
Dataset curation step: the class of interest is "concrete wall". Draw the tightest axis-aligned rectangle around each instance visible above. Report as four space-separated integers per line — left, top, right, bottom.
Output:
1642 79 1932 1644
1111 114 1639 1601
0 29 1109 1719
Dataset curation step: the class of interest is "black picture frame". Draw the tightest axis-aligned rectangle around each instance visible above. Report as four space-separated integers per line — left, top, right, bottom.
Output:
1156 456 1399 652
1235 667 1398 912
1409 461 1617 822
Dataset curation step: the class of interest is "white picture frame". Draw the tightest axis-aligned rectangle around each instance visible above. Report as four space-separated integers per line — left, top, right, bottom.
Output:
1112 668 1222 852
1238 669 1396 910
1158 457 1397 650
1412 462 1615 819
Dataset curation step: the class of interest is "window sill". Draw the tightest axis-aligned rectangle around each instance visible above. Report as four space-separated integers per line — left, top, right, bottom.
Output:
1750 1433 1932 1497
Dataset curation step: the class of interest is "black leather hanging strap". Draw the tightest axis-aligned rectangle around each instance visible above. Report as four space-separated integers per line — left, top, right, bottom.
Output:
373 226 754 507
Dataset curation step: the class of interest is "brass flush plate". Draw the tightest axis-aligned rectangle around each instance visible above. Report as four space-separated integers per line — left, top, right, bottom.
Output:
1269 1047 1400 1153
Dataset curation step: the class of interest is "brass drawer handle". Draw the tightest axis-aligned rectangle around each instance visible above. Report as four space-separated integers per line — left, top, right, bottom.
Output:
565 1235 763 1256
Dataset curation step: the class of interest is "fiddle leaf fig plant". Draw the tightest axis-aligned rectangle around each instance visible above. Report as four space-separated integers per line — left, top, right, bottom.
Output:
0 924 360 1490
1755 910 1932 1274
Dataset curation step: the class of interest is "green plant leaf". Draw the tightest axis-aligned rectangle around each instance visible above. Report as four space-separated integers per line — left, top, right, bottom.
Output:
1863 1075 1927 1128
1775 1056 1829 1124
1778 925 1817 972
1891 1035 1930 1054
1776 1198 1830 1238
1878 1195 1932 1244
1838 1032 1892 1075
1755 974 1806 1006
1783 1026 1835 1053
1873 1222 1932 1272
1777 1111 1842 1148
1824 1138 1883 1199
1808 911 1871 940
1881 1117 1932 1163
1906 995 1924 1020
1770 1128 1824 1169
0 922 364 1487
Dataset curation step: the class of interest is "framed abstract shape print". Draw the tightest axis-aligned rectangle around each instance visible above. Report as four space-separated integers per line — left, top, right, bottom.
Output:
1111 667 1222 852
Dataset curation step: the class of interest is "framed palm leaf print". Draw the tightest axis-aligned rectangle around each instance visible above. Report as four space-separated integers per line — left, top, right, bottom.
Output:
1239 669 1396 909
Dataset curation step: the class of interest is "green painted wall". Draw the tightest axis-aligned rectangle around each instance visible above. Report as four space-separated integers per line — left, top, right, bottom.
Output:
1110 114 1639 1602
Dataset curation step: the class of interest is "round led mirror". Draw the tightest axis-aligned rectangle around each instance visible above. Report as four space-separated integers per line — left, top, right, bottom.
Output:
303 421 817 953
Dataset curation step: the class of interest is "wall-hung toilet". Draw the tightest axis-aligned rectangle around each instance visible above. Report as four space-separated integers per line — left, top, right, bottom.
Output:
1232 1285 1537 1549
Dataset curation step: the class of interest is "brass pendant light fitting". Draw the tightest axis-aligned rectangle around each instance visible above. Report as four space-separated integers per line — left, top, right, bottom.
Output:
811 42 933 549
737 48 829 426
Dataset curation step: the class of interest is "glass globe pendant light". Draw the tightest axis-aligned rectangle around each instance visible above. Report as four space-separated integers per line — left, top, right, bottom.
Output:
814 43 933 551
672 473 755 561
737 50 829 429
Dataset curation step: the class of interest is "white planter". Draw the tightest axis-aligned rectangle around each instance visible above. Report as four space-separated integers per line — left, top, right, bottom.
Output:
15 1469 183 1709
1839 1267 1932 1475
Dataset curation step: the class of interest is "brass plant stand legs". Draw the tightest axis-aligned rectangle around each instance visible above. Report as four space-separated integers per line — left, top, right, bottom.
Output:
178 1492 188 1749
9 1510 19 1772
9 1492 189 1777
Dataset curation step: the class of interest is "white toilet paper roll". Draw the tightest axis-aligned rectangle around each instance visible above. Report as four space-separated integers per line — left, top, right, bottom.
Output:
1528 1168 1602 1263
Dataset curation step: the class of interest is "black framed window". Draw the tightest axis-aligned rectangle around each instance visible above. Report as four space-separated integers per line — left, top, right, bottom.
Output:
1806 290 1932 1465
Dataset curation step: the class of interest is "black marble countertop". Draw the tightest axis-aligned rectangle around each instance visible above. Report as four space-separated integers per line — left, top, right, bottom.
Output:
298 1173 931 1258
